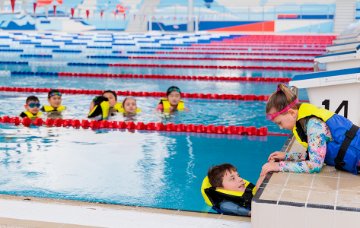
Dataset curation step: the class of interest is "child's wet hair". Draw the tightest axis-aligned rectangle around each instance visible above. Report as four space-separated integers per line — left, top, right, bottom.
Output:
26 95 40 104
102 90 117 101
266 84 298 114
208 163 237 187
166 86 181 96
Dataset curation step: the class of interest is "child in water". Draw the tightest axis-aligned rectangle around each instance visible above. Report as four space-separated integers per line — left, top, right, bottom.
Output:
201 163 264 216
40 89 66 118
157 86 186 114
88 90 122 120
121 97 141 116
20 96 42 119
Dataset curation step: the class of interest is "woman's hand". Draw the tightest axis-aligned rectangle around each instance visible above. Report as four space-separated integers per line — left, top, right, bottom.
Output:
260 162 280 177
268 151 286 162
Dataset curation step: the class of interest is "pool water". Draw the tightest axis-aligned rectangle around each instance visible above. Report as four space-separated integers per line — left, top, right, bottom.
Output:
0 124 286 212
0 32 317 213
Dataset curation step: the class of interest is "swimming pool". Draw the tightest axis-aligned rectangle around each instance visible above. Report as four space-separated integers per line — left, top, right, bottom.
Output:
0 32 328 213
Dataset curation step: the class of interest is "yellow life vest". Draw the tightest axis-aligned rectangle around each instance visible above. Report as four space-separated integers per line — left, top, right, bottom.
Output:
88 100 110 120
41 105 66 112
292 103 334 148
160 98 185 113
201 176 256 209
112 102 141 114
20 111 42 119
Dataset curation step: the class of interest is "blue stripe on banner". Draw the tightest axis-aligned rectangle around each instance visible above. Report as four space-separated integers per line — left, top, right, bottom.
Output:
315 50 356 58
292 67 360 81
329 41 360 47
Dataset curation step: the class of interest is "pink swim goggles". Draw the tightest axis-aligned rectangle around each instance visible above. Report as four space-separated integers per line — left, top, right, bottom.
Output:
266 99 299 121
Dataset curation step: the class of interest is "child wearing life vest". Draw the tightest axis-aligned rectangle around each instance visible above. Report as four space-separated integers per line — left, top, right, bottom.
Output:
40 89 66 118
88 90 123 120
261 84 360 176
157 86 185 114
201 163 264 216
20 96 42 119
122 97 141 116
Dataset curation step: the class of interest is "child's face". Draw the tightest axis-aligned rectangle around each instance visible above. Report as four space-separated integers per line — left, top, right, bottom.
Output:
269 107 297 130
103 92 117 107
221 170 246 192
123 98 137 114
25 101 40 114
48 95 62 108
167 91 181 106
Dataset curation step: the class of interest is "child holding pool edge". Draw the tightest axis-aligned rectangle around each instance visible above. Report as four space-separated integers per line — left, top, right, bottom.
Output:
201 163 265 216
261 84 360 176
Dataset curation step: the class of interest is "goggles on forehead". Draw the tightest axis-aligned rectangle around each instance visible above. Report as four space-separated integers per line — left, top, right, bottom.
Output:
266 99 298 121
49 91 62 97
28 102 41 108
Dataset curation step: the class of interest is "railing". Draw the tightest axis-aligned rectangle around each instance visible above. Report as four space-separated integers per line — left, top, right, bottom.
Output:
152 4 335 21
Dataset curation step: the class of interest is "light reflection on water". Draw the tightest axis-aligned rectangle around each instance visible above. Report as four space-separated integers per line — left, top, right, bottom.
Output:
0 124 287 211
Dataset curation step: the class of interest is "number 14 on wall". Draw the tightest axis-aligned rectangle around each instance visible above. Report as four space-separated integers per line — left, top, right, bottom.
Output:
322 99 348 118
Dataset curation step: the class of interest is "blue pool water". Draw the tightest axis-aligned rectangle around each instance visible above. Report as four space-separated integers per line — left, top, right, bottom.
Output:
0 32 316 213
0 124 286 211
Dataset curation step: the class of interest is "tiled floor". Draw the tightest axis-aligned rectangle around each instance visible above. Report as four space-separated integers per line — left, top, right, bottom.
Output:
252 137 360 228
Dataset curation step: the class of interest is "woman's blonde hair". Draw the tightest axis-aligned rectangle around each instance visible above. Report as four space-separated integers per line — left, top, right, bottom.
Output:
266 84 298 114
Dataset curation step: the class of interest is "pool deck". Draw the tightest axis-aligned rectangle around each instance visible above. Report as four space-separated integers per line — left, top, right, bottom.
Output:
0 194 250 227
252 137 360 228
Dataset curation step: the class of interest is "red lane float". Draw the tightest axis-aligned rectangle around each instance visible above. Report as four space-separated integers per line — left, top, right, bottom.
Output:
0 115 290 137
107 63 313 72
0 86 271 101
58 72 291 83
124 56 313 63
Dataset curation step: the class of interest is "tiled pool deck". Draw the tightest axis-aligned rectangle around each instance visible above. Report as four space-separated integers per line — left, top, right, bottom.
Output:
252 137 360 228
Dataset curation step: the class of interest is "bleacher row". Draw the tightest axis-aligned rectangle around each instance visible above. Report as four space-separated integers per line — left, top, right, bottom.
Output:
0 32 334 58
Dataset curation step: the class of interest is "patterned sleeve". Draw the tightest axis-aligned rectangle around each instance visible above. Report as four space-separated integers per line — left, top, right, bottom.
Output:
278 118 331 173
284 151 306 161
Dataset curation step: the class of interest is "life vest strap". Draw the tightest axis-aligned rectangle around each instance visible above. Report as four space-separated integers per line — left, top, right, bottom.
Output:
335 124 359 171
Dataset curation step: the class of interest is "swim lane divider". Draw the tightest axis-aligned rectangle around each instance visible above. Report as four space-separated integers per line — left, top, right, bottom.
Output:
0 116 290 137
0 86 270 101
12 71 292 83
